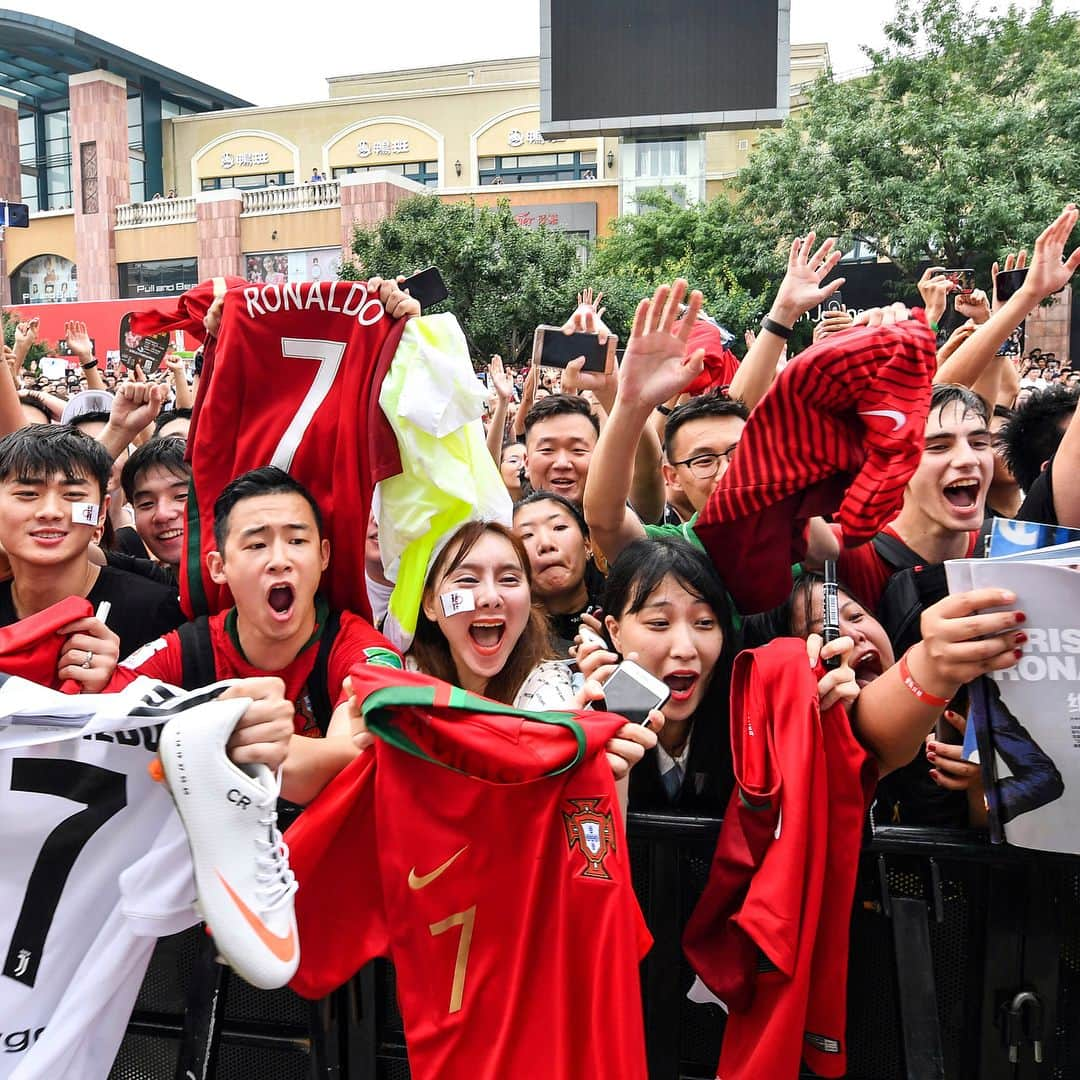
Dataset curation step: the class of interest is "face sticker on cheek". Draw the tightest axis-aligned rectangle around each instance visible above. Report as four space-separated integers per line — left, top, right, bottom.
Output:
440 589 476 617
71 502 100 526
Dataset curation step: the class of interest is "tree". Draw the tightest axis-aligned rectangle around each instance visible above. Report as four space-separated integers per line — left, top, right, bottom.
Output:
1 309 51 369
589 189 783 350
737 0 1080 279
342 195 589 366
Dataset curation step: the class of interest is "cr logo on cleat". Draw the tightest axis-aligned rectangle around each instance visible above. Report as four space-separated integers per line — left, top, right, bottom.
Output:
227 789 252 808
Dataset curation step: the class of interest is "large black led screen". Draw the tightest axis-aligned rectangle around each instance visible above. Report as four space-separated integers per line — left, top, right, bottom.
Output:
546 0 784 129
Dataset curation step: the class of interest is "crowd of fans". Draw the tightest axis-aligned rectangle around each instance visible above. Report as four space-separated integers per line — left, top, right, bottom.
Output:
2 202 1080 1070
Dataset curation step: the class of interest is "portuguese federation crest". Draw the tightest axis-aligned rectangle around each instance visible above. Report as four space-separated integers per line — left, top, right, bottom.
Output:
563 798 616 880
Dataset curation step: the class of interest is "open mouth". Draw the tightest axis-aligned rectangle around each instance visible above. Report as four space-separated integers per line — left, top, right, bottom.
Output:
942 478 980 512
852 650 883 688
157 528 183 544
267 583 295 618
468 621 506 654
663 672 699 702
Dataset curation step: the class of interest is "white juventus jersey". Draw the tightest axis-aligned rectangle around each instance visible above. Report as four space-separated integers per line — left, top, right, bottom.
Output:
0 677 230 1079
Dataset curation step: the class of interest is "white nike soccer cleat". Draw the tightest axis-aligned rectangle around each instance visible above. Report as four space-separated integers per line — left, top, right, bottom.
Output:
157 698 300 990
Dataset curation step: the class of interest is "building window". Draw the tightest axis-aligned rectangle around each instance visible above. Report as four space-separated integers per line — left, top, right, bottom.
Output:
332 161 439 188
200 172 295 191
479 150 596 185
737 138 749 151
161 98 196 120
129 155 146 204
18 113 37 213
127 94 143 150
43 109 72 210
632 139 686 178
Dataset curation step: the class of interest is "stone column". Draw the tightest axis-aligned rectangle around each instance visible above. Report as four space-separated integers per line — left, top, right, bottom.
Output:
338 173 423 263
195 189 244 279
0 95 22 306
69 70 130 300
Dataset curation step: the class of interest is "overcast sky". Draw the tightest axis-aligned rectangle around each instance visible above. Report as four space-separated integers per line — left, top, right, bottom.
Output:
12 0 1078 107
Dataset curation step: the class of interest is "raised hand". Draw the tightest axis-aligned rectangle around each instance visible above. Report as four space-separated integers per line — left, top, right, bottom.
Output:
488 354 514 402
917 266 957 327
617 279 705 410
13 318 39 361
1020 204 1080 303
954 288 991 325
64 320 93 362
771 232 844 326
991 250 1027 311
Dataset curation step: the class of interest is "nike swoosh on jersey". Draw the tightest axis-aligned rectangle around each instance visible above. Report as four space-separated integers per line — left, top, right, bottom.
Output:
408 845 469 890
859 409 907 432
215 870 297 963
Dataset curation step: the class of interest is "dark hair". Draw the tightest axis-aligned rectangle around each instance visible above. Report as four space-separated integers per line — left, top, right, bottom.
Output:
153 407 192 437
928 383 990 426
742 570 871 648
0 423 112 501
212 466 324 550
120 437 190 504
501 438 524 454
410 521 552 704
513 489 590 538
663 391 749 460
523 393 600 440
69 410 112 430
998 385 1078 492
17 395 51 425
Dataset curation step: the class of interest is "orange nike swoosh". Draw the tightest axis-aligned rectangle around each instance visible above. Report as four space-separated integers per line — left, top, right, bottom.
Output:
215 870 297 963
408 845 468 890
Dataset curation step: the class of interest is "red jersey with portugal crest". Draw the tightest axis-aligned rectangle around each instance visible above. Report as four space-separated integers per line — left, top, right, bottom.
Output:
161 279 408 620
287 664 651 1080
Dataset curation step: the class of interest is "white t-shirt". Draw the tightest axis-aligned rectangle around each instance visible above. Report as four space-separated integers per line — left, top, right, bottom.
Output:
0 678 225 1079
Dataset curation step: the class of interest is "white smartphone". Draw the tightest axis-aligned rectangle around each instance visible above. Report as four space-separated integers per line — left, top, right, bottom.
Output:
592 660 670 726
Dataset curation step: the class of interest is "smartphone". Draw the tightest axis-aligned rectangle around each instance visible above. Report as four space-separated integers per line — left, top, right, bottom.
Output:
822 560 841 671
944 268 976 295
995 267 1027 304
399 266 449 311
532 325 613 373
824 292 845 314
578 624 607 650
591 660 670 726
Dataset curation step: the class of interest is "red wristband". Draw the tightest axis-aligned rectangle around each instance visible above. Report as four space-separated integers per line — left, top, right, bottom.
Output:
898 651 951 708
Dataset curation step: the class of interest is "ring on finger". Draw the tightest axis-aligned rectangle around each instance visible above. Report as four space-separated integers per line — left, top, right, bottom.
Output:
81 649 94 668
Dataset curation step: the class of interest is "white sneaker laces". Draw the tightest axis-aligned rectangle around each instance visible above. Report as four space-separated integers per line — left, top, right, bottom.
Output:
254 791 298 913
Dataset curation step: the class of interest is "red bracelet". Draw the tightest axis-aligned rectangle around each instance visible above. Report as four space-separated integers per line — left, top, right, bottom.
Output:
898 652 951 708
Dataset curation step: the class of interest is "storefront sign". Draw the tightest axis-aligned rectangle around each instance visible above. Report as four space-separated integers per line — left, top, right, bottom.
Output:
118 258 199 299
508 129 546 148
510 203 597 236
221 151 270 169
10 254 77 305
357 139 411 158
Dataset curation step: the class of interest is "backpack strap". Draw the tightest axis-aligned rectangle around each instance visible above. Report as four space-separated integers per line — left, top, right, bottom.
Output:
872 531 925 571
305 609 342 736
177 616 217 690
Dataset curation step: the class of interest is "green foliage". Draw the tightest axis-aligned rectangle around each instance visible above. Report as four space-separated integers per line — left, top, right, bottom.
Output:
1 309 50 368
737 0 1080 278
343 195 589 365
589 189 782 350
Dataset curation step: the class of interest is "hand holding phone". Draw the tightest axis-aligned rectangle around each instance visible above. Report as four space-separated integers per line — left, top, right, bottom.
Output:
532 325 614 373
590 660 670 726
822 561 841 671
399 266 449 311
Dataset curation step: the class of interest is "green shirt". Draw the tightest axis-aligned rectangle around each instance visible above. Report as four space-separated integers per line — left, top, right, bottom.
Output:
643 512 704 552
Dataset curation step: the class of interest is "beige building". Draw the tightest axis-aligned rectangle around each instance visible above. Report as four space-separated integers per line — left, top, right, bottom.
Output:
8 46 830 307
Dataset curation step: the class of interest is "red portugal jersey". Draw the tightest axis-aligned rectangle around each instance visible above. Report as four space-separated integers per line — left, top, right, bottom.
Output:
178 279 408 619
287 665 651 1080
682 639 877 1080
0 596 92 690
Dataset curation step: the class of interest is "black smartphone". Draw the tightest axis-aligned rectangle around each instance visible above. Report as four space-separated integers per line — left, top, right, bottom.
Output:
822 560 841 671
399 266 449 311
824 292 845 313
591 660 671 726
944 268 976 295
995 267 1027 304
533 325 612 373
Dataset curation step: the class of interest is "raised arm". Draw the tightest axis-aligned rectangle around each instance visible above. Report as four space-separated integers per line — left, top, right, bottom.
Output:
64 320 106 391
485 354 513 465
728 232 844 410
935 206 1080 387
583 280 704 561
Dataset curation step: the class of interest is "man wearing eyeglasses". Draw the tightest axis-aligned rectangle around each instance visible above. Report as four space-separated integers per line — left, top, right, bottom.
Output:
655 395 749 541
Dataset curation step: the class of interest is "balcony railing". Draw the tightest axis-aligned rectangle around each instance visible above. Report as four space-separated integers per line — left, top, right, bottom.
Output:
115 197 197 228
241 180 340 215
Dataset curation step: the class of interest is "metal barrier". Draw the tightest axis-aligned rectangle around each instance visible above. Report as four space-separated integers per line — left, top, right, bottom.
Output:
107 815 1080 1080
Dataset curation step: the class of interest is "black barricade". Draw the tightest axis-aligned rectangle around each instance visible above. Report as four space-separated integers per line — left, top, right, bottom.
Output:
109 815 1080 1079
